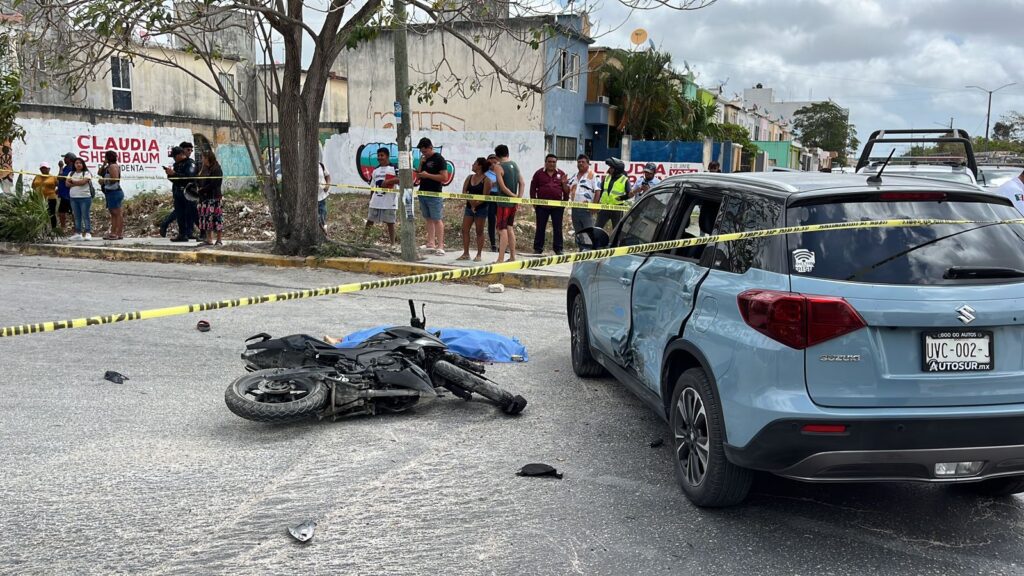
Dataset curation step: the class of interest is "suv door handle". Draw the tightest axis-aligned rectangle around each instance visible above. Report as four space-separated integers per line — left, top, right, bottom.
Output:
619 277 632 286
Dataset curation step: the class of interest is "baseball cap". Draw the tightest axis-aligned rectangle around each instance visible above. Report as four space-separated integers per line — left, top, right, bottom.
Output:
62 152 77 160
39 162 51 169
415 137 433 149
643 162 657 172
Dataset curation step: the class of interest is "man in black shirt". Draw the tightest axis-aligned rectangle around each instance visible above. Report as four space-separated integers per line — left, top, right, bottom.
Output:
415 137 449 256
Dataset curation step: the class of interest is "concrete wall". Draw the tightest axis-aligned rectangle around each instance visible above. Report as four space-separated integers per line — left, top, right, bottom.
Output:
254 72 349 124
753 140 800 169
13 117 259 196
320 126 546 193
343 25 546 132
630 140 705 163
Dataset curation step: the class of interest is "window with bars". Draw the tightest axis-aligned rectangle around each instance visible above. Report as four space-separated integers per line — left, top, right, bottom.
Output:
555 136 577 160
218 72 235 103
558 49 579 92
110 56 132 111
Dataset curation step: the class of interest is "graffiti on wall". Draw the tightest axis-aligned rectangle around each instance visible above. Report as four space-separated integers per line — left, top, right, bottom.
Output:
372 111 466 132
355 142 456 186
15 118 193 197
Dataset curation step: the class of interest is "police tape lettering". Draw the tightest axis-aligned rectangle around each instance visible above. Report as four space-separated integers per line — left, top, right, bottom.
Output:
2 218 1021 338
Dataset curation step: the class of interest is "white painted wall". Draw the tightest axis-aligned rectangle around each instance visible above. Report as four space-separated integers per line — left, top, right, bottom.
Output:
15 118 194 196
322 127 547 194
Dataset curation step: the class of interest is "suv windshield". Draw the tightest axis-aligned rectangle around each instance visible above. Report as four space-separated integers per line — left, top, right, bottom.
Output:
787 198 1024 285
979 168 1023 187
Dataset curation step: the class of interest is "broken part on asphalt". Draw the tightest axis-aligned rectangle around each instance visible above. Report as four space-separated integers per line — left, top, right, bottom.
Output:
103 370 129 384
517 463 563 479
288 520 316 543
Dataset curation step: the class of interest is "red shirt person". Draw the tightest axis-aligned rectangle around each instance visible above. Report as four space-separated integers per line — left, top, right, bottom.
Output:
528 154 570 255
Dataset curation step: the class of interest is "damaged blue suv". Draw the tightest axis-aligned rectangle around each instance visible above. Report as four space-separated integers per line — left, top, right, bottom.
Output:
568 171 1024 507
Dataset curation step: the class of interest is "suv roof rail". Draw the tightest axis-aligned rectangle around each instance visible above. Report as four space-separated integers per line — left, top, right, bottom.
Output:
856 129 978 178
676 172 799 193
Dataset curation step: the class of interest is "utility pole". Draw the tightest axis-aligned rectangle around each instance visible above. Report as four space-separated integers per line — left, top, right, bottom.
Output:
966 83 1016 149
393 0 417 261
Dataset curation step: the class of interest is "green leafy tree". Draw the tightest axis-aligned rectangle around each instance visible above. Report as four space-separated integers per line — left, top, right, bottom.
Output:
993 111 1024 142
792 101 858 164
601 48 689 141
18 0 717 254
679 98 721 141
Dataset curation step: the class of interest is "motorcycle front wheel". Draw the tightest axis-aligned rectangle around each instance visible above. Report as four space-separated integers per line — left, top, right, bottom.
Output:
432 360 527 415
225 368 329 423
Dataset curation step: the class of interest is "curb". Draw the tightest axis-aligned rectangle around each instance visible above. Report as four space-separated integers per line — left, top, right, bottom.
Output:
15 243 568 290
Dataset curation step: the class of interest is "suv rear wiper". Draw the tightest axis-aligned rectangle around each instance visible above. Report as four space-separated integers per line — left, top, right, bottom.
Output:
943 266 1024 279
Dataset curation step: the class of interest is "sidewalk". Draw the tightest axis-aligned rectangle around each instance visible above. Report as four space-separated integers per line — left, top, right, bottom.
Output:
12 236 572 289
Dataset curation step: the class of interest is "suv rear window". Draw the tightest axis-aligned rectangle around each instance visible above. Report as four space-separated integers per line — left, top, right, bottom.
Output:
787 198 1024 285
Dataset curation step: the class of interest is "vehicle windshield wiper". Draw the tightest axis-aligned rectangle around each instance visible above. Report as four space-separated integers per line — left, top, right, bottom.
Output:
845 223 999 281
943 266 1024 279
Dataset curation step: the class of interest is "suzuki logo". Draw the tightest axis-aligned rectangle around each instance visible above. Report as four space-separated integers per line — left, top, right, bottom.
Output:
956 304 976 325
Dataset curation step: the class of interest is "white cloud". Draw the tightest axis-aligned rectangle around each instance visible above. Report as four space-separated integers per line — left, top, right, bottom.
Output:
586 0 1024 144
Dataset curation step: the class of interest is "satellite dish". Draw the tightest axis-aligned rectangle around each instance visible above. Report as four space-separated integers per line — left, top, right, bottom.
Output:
630 28 648 46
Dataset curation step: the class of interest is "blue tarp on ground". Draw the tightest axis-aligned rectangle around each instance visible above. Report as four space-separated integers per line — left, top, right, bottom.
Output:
334 326 528 363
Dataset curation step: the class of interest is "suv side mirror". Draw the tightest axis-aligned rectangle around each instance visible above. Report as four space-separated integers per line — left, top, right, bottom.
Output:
575 227 610 251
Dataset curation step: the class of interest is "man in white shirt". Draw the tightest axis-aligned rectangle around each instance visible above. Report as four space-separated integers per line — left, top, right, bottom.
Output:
366 147 399 243
567 154 597 244
318 161 332 234
995 170 1024 217
631 162 662 199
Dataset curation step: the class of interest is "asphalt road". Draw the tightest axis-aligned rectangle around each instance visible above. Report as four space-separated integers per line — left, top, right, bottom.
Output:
1 255 1023 576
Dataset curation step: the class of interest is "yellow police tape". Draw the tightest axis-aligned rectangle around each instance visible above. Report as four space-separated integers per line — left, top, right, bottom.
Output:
3 217 1022 339
415 190 630 212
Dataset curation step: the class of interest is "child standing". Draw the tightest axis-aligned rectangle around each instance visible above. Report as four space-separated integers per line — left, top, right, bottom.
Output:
365 148 399 243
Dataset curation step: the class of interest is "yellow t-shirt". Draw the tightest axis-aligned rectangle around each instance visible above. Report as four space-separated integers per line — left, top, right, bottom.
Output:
32 175 58 199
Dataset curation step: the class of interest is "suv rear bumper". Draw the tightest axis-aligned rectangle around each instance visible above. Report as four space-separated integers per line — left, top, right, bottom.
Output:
724 416 1024 482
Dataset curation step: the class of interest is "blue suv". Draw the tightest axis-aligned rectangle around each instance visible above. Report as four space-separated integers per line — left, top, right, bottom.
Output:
568 171 1024 507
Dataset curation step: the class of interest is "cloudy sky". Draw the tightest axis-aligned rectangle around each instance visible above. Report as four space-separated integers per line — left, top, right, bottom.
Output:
588 0 1024 145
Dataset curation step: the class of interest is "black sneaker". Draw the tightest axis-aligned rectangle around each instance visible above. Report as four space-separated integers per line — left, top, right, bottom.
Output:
170 236 189 242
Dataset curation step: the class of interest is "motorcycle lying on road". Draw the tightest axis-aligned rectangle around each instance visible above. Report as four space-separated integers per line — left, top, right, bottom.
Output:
224 300 528 423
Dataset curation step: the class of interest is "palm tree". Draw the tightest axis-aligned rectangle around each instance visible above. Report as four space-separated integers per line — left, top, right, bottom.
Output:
600 48 690 141
600 49 722 142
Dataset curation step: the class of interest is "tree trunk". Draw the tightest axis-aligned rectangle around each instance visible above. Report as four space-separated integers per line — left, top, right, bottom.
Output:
271 24 324 256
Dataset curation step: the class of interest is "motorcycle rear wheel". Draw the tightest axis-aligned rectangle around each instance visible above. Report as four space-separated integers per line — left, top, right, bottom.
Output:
225 368 329 423
433 360 527 415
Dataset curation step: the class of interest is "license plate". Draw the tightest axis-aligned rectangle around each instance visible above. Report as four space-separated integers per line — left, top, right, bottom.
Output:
921 330 993 372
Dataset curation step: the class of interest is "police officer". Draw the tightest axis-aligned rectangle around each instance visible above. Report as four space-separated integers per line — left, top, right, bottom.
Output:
164 146 197 242
594 157 628 231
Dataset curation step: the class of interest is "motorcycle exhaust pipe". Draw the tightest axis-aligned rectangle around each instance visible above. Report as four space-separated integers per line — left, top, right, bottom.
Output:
358 389 422 398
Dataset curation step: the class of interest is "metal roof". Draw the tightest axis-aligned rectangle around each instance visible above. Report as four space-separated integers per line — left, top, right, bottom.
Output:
664 171 988 197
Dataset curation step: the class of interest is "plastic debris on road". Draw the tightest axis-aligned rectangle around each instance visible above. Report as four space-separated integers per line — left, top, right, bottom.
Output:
516 463 563 479
288 520 317 543
487 283 505 293
103 370 129 384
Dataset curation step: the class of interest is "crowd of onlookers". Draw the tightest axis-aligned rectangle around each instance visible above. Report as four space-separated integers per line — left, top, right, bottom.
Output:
352 138 680 262
19 136 722 258
25 141 224 244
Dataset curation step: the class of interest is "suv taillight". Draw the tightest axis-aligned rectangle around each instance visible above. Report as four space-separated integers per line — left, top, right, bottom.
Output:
737 290 866 350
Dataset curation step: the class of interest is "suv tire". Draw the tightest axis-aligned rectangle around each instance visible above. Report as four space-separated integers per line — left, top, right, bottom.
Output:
670 368 752 507
570 295 606 378
953 475 1024 497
